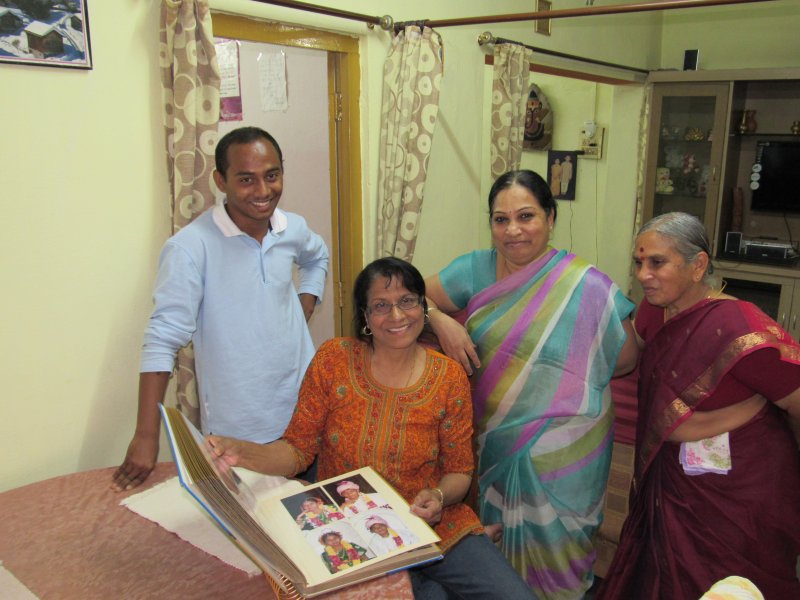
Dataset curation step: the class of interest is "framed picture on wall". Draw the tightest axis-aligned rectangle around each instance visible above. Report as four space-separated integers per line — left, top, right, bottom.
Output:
536 0 552 36
0 0 93 70
547 150 578 201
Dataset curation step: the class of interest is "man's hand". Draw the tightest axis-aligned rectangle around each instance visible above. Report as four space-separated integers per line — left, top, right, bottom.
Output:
111 371 170 492
298 293 317 322
110 434 159 491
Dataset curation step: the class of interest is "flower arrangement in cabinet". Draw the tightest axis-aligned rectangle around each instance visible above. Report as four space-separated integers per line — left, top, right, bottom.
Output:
658 145 707 196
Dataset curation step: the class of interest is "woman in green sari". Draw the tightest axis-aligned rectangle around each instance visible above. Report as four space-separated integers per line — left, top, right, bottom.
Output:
425 169 638 599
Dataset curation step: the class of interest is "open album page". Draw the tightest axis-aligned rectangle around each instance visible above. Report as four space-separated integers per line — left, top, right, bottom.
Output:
162 407 441 596
254 466 441 588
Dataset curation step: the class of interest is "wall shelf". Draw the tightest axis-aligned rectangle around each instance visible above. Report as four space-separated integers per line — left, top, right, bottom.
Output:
732 133 800 138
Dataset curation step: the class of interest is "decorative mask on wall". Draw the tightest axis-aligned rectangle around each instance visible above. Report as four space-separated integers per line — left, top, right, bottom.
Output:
523 83 553 151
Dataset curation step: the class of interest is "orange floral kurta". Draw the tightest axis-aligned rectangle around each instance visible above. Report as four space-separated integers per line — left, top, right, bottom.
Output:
283 338 482 550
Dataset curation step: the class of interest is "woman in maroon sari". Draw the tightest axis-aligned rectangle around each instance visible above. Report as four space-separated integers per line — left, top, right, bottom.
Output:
599 212 800 599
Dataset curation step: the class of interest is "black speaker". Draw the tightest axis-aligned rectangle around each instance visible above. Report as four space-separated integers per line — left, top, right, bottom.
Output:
724 231 742 256
683 49 699 71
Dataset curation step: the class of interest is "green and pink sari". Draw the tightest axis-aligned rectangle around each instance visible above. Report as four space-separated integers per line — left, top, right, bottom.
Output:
440 248 634 599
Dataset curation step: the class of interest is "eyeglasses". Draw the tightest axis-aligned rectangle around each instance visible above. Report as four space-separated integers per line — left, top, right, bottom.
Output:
366 295 422 316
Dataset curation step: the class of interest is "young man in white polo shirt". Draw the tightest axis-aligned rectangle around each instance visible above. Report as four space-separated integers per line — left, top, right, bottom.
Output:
111 127 328 491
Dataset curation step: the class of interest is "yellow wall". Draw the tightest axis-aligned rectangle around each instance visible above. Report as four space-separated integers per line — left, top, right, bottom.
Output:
660 0 800 71
0 0 168 491
0 0 795 491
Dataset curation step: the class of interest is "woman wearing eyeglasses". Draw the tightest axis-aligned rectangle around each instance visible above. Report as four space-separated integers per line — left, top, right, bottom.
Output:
207 257 535 599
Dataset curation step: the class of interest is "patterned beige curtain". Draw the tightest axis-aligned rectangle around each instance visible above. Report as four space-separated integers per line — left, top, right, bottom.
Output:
627 85 652 296
632 85 653 234
490 44 532 180
160 0 220 425
376 26 443 261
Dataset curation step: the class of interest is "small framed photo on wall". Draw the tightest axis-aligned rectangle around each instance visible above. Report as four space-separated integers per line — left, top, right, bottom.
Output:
0 0 93 70
536 0 552 36
547 150 578 201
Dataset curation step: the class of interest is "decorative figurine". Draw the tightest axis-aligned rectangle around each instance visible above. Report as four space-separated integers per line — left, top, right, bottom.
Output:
684 127 705 141
745 110 758 133
738 111 749 135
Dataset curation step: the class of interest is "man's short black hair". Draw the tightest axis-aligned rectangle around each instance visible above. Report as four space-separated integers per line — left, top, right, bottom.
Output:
215 127 283 178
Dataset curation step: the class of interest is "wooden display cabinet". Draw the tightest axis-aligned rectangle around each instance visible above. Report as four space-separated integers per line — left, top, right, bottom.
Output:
642 82 730 237
639 69 800 332
716 263 800 340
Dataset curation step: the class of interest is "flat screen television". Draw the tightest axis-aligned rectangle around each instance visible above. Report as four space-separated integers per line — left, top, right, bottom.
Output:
750 140 800 214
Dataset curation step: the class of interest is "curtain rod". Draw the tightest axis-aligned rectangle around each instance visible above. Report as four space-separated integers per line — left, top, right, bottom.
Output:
249 0 773 32
478 32 649 75
250 0 394 30
426 0 777 28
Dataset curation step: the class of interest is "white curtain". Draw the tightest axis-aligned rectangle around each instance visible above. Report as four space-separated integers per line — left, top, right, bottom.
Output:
490 43 532 180
160 0 220 424
376 26 443 261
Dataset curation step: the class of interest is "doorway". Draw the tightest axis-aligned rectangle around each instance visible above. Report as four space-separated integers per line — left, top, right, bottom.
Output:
212 13 363 343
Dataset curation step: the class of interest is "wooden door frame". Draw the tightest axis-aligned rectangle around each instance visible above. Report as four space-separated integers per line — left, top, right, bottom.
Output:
211 13 363 337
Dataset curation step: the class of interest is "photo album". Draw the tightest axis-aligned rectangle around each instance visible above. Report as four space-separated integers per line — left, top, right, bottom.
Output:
159 405 442 598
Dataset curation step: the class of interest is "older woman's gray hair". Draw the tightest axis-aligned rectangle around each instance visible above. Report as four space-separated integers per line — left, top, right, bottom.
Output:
637 212 716 283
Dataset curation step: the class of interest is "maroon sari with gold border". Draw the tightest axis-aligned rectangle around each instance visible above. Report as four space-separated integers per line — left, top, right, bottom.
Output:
598 299 800 599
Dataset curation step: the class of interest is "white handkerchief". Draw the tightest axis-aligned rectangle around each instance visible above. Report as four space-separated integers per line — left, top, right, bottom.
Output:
121 475 261 575
121 469 298 576
680 432 732 476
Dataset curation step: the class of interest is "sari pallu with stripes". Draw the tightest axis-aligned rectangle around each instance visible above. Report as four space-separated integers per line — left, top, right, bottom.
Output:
468 248 633 600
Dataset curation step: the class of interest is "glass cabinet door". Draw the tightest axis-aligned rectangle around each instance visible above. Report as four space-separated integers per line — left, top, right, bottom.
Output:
643 83 730 235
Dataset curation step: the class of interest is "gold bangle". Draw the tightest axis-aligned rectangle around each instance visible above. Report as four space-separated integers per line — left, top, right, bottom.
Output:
431 487 445 505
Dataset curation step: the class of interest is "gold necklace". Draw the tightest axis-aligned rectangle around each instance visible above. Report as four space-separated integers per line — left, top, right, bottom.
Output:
370 347 418 388
707 280 728 299
663 281 729 322
499 247 551 279
404 349 418 388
